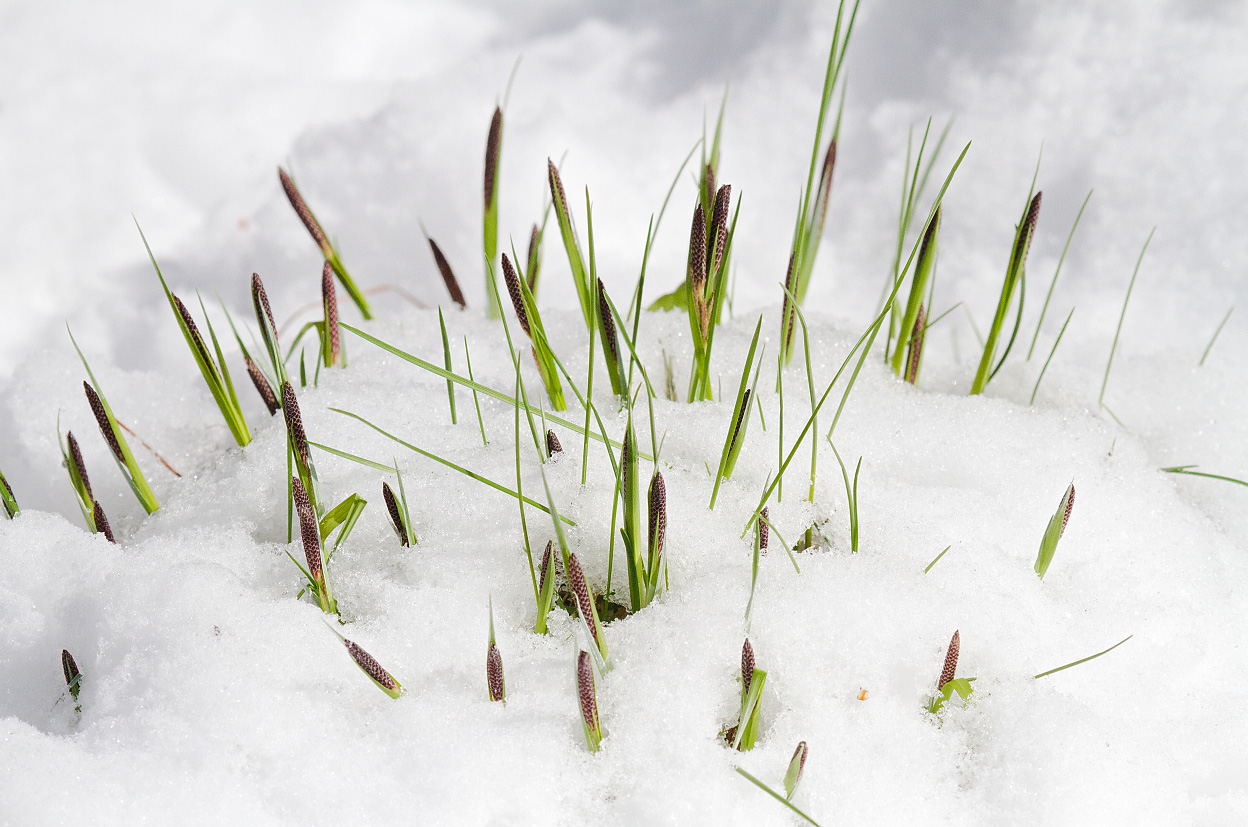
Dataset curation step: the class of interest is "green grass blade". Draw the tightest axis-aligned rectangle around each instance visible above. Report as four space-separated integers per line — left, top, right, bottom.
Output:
464 337 488 446
438 308 457 424
709 317 764 508
923 545 952 574
1027 189 1091 359
1199 305 1234 367
1100 229 1155 408
321 411 573 524
735 768 823 827
1034 635 1132 679
1029 307 1074 405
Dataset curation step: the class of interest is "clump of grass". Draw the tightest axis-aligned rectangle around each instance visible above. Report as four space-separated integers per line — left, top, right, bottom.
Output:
615 412 667 612
0 466 17 519
970 191 1042 395
140 224 251 446
1034 483 1075 579
779 0 858 365
501 253 566 410
733 637 767 750
927 630 974 714
576 649 602 752
324 623 403 698
486 596 505 702
69 328 159 514
278 167 372 319
684 184 740 401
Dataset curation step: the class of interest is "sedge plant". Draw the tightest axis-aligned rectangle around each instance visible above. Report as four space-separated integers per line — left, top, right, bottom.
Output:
576 649 603 752
500 253 566 410
486 596 505 702
323 623 404 698
733 637 767 750
140 224 251 446
927 630 975 714
278 167 373 319
1034 482 1075 579
69 328 159 514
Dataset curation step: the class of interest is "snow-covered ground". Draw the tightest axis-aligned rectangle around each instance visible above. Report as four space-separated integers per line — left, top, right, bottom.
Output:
2 1 1247 824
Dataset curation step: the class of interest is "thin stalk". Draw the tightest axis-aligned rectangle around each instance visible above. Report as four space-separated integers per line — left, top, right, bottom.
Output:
1099 229 1155 409
1029 307 1074 405
1027 189 1091 359
1198 306 1234 367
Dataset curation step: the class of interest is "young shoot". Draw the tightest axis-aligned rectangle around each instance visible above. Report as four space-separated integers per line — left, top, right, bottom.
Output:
734 637 767 750
927 630 974 714
486 596 505 702
576 649 602 752
324 622 403 698
1034 483 1075 579
501 253 566 410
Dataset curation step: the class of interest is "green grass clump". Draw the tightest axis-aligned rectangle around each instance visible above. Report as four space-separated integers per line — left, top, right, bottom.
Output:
69 328 159 514
278 167 373 319
140 225 251 446
685 185 740 401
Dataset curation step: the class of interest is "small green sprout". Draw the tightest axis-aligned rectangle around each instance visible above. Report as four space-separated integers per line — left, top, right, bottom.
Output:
487 596 505 702
278 167 372 319
535 540 557 635
1034 483 1075 579
62 649 82 701
576 650 603 752
382 480 414 547
784 741 809 800
891 207 940 377
324 623 403 698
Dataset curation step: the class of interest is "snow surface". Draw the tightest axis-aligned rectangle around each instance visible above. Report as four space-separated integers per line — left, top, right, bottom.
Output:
3 1 1248 824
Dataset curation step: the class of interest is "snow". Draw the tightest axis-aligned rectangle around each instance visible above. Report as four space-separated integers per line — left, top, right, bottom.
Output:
3 1 1248 824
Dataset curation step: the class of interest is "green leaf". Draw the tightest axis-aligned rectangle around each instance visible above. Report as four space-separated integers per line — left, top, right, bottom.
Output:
647 282 689 313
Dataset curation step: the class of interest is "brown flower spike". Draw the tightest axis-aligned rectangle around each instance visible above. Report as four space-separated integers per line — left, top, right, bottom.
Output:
427 237 466 309
343 638 404 698
546 429 563 458
84 382 124 464
486 641 505 702
67 431 92 502
92 501 116 543
245 356 279 416
758 507 769 556
647 471 666 568
708 184 731 279
321 262 341 367
938 630 960 690
292 476 322 583
281 382 310 471
382 481 408 546
742 637 755 695
538 540 555 597
484 106 502 211
172 294 213 370
904 303 927 385
566 553 601 649
1059 484 1075 539
500 253 531 338
62 650 81 699
278 167 332 257
576 650 601 750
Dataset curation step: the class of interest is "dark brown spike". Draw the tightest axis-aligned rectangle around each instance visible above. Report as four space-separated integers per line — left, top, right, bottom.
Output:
576 649 599 732
321 262 340 366
781 251 798 353
904 303 927 385
648 471 666 563
84 382 124 465
67 431 92 502
486 641 505 702
427 238 466 309
345 639 401 693
1059 484 1075 539
814 139 837 234
245 356 279 415
538 540 555 597
172 294 214 370
92 500 115 543
742 637 755 695
278 167 331 256
702 163 716 212
61 650 81 699
566 553 599 647
500 254 531 338
708 184 732 278
728 389 751 455
546 430 562 458
484 107 502 210
547 159 570 222
758 506 769 555
281 382 310 469
938 630 960 689
526 224 541 292
687 202 708 290
251 274 277 339
382 482 408 546
292 476 322 582
596 277 622 369
1012 192 1042 273
791 741 808 787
